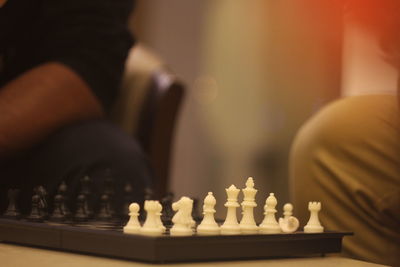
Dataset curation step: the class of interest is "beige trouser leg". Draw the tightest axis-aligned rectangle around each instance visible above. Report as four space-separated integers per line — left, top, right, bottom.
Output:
290 95 400 266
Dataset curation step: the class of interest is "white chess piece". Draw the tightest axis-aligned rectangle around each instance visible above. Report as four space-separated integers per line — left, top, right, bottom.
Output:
278 203 299 233
170 196 194 236
220 185 241 235
259 193 281 234
140 200 163 236
197 192 220 235
123 203 141 234
239 177 258 234
304 202 324 233
156 202 166 233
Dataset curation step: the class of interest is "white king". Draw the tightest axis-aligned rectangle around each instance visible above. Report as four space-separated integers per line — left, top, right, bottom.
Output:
239 177 258 234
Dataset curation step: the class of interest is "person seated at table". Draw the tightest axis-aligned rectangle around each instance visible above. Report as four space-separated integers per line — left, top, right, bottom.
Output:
290 1 400 266
0 0 151 213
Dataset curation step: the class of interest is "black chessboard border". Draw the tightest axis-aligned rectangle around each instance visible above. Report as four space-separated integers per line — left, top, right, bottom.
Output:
0 218 352 263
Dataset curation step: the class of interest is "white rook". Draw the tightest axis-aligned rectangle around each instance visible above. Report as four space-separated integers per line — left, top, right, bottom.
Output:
304 202 324 233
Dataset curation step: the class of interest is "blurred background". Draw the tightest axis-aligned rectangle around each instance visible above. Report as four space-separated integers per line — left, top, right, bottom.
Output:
130 0 397 220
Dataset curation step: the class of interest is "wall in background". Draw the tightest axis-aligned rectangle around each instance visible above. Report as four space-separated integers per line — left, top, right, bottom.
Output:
132 0 342 220
341 21 398 96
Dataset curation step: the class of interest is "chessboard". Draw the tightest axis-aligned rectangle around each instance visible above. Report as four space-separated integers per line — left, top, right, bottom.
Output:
0 176 352 263
0 218 351 263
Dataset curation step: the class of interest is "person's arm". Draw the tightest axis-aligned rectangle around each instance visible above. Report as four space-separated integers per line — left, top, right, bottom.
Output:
0 0 134 158
0 63 103 158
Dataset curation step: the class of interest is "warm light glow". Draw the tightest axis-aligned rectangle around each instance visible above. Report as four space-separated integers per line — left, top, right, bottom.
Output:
0 0 8 8
344 0 400 65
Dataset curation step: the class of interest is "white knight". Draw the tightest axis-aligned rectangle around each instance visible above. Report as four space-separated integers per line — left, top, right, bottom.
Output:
170 196 194 236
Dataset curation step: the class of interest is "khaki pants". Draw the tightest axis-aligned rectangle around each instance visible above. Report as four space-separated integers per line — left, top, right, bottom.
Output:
290 95 400 266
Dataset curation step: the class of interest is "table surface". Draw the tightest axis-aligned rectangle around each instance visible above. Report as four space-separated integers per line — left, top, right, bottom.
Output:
0 243 387 267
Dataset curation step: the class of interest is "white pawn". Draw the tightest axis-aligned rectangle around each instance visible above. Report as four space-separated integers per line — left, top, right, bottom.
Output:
239 177 258 234
278 203 299 233
197 192 220 235
140 200 163 236
220 185 241 235
156 202 166 233
259 193 281 234
123 203 141 234
304 202 324 233
170 196 194 236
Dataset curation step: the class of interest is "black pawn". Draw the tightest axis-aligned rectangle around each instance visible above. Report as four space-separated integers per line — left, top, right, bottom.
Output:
50 194 65 222
122 182 134 218
27 194 44 222
74 194 88 222
192 198 201 222
104 169 115 196
3 189 21 219
140 187 155 221
161 192 174 226
58 181 68 195
103 172 116 217
80 175 94 218
144 187 154 201
97 194 112 221
58 181 71 218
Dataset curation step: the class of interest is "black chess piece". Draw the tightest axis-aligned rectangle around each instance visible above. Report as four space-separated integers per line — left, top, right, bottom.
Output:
192 198 201 222
161 192 174 226
122 182 134 218
80 175 94 218
50 194 65 222
139 186 155 221
74 194 89 222
96 193 112 221
144 187 154 201
27 194 44 222
58 181 72 218
102 171 116 217
35 186 49 219
58 181 68 194
103 169 115 196
3 189 21 219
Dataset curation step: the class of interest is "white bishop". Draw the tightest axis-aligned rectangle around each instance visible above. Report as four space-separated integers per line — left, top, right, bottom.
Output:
197 192 220 235
259 193 281 234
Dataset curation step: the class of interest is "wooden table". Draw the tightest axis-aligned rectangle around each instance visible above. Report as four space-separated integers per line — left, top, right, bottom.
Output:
0 243 387 267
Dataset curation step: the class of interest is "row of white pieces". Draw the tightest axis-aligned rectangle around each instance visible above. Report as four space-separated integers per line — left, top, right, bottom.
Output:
123 198 196 236
124 192 323 236
196 191 298 235
124 177 261 236
124 198 322 237
197 189 323 235
123 200 166 236
215 178 323 235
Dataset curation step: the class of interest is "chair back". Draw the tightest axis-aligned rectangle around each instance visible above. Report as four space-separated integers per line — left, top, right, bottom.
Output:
112 45 185 199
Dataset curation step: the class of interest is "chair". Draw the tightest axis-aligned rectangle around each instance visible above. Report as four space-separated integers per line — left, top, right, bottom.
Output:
111 44 185 200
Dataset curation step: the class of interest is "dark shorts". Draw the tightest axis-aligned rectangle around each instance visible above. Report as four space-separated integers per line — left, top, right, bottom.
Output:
0 119 152 214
